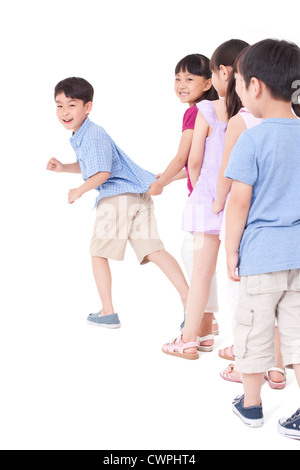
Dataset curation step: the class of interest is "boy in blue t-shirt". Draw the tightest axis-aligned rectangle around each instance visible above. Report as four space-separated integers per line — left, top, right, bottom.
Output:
47 77 188 329
224 39 300 439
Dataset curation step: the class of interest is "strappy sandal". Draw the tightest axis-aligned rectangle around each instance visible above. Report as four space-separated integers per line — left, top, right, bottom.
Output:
264 368 286 390
220 363 242 384
212 319 219 336
197 334 214 352
219 345 235 361
162 335 199 360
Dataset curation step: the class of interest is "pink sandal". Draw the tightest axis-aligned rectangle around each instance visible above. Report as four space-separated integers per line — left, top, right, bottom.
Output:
220 363 242 384
162 335 199 360
219 345 235 361
264 368 286 390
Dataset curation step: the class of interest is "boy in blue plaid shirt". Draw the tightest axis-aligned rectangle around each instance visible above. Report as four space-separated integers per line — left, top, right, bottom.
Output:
47 77 189 328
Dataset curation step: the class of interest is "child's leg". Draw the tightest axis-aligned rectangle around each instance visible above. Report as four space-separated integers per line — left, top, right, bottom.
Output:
268 326 286 383
181 233 219 334
146 250 189 308
294 364 300 387
182 233 220 348
198 312 213 337
91 256 114 315
242 373 265 407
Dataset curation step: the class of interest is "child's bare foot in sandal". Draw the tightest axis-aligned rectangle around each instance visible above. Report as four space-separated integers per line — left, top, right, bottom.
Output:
197 314 214 352
162 335 199 359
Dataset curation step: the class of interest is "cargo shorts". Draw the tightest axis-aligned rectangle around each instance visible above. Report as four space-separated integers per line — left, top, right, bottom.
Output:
234 269 300 374
90 193 165 265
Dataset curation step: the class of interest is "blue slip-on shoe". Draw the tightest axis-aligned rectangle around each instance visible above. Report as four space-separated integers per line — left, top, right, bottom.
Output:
278 409 300 440
87 311 121 329
232 395 264 428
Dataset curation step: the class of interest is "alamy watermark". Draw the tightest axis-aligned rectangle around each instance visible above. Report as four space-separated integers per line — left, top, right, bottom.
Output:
94 195 205 250
292 80 300 105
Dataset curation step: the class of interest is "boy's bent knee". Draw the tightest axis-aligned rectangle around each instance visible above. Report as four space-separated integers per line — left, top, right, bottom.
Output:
145 249 165 262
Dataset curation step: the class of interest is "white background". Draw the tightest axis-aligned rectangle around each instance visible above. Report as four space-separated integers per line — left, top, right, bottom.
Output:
1 0 300 450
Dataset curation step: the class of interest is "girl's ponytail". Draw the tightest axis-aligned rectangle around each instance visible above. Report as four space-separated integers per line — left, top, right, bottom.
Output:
225 47 250 120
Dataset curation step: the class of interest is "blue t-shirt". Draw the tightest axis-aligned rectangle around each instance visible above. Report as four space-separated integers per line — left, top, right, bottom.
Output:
225 118 300 276
70 118 156 207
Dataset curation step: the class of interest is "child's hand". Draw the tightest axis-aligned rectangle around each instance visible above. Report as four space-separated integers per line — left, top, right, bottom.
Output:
147 180 164 196
47 158 63 172
227 252 240 282
68 188 82 204
212 200 225 215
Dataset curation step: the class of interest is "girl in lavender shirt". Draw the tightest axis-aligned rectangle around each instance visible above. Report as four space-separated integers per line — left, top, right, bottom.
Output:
162 39 249 359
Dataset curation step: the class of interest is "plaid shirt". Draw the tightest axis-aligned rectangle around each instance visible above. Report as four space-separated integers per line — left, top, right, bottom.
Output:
70 118 156 207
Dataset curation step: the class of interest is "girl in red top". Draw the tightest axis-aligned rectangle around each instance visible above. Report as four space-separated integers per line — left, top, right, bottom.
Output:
148 54 219 347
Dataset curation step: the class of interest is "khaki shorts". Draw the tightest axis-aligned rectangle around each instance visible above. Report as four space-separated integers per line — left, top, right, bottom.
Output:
90 193 165 264
234 269 300 374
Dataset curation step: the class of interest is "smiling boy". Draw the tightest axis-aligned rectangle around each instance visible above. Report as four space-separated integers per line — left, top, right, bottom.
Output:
47 77 189 328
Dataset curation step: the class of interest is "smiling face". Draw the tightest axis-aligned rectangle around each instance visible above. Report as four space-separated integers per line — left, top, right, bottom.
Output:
55 93 92 133
175 70 211 106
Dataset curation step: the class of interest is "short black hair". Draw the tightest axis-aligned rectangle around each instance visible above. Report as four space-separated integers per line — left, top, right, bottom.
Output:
54 77 94 104
239 39 300 103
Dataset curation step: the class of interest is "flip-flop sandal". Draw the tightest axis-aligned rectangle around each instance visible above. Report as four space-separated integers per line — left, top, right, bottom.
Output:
220 363 243 383
197 334 214 352
162 335 199 360
264 368 286 390
219 345 235 361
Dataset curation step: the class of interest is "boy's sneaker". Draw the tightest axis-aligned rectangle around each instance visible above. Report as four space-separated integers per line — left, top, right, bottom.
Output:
87 312 121 329
278 409 300 440
232 395 264 428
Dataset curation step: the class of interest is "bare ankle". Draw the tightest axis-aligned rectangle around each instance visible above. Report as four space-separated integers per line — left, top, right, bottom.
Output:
101 308 114 316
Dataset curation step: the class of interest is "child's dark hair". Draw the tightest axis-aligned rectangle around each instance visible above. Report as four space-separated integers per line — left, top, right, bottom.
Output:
54 77 94 104
210 39 249 72
175 54 219 102
210 39 249 119
226 47 250 119
239 39 300 117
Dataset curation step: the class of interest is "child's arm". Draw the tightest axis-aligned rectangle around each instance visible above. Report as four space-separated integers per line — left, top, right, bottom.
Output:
188 112 209 188
47 158 81 173
225 180 253 282
169 169 188 182
147 129 193 195
68 171 111 204
212 115 246 214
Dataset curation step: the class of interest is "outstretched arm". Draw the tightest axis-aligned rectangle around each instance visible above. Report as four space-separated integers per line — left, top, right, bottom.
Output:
68 172 111 204
46 158 81 173
147 129 193 196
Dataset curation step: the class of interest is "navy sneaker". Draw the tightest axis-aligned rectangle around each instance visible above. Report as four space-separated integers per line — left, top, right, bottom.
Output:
278 409 300 440
87 312 121 329
232 395 264 428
